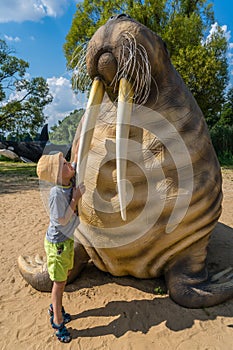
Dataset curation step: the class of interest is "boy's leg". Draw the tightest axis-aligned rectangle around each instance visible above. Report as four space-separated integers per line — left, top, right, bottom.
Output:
51 280 67 325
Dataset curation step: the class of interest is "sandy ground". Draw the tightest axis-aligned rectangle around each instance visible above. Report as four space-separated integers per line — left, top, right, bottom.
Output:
0 167 233 350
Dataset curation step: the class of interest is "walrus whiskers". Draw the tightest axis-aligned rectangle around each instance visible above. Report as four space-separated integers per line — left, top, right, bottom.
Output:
71 33 154 107
135 44 152 105
71 43 92 92
111 32 152 105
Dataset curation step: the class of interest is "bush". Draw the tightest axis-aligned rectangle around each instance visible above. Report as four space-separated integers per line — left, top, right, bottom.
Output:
210 125 233 165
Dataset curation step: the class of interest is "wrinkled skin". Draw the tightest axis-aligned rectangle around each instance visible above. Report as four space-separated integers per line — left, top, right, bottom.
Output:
18 15 233 308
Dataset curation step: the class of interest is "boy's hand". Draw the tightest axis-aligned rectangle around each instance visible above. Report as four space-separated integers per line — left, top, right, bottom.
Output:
72 182 86 204
77 182 86 196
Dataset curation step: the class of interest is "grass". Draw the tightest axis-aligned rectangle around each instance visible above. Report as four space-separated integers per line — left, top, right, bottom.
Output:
0 160 38 193
153 286 166 295
0 161 37 178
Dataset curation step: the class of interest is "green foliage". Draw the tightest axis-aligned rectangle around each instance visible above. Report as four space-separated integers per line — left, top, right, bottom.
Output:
49 108 84 144
0 40 29 98
209 87 233 165
219 87 233 126
173 40 228 128
162 13 203 56
0 39 53 139
218 152 233 166
210 124 233 164
64 0 229 130
154 286 166 295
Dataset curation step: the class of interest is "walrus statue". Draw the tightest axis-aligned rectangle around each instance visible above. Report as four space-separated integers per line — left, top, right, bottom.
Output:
18 14 233 308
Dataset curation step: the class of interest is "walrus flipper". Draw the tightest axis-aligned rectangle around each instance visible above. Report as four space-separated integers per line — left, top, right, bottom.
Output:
165 243 233 308
18 255 52 292
18 243 90 292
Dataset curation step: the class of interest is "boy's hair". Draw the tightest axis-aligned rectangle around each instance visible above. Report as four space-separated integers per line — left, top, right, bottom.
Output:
37 152 63 184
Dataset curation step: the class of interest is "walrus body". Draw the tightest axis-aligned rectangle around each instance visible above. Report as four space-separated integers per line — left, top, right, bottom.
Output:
18 15 233 308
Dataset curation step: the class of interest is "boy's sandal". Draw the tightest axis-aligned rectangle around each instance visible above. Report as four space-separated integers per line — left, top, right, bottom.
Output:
48 304 71 324
51 320 72 343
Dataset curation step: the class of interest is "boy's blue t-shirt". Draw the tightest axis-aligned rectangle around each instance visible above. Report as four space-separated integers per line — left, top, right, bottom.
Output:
46 184 79 243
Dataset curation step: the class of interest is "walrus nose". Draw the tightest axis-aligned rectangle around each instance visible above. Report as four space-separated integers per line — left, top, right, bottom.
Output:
108 14 131 21
97 52 117 84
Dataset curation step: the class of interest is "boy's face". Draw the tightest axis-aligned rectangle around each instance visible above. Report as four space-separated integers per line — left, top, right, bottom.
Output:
61 158 75 181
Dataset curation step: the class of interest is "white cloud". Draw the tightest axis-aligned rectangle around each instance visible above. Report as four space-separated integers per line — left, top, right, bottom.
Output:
4 34 21 42
44 76 87 128
205 22 231 43
205 22 233 85
220 24 231 41
4 75 86 129
0 0 72 23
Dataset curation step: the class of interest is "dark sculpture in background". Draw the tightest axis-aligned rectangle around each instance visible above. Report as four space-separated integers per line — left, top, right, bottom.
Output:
0 124 71 162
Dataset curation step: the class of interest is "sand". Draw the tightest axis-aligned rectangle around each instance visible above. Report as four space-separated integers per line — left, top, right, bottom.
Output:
0 167 233 350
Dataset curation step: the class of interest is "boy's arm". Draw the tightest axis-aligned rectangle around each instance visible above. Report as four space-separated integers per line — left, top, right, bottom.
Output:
58 182 85 226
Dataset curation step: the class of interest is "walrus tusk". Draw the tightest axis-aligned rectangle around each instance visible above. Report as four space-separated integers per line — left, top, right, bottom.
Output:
76 77 104 185
116 78 133 221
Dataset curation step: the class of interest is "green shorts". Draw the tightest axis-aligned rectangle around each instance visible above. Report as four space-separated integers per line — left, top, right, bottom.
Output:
44 237 74 282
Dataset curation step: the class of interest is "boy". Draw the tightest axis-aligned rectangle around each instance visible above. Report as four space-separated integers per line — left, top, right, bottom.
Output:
37 151 85 343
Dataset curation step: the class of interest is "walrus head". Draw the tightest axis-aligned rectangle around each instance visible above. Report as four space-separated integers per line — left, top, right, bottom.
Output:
86 14 171 105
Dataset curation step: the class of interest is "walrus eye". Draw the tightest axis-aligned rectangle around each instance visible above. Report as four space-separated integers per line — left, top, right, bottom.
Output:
109 14 131 21
116 14 131 19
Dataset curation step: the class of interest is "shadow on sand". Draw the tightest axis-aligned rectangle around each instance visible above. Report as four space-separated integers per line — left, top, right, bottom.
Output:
64 222 233 338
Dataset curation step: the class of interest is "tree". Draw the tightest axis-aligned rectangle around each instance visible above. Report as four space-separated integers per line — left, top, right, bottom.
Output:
0 39 53 139
49 109 84 144
64 0 229 128
218 87 233 126
171 27 228 128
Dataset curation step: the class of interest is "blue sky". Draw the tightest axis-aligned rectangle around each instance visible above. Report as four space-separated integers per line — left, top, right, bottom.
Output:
0 0 232 129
